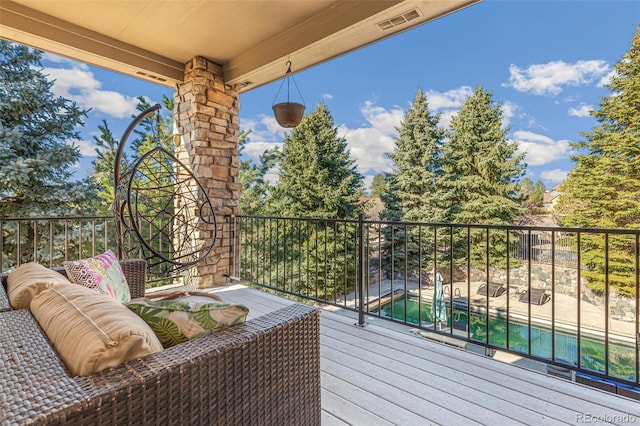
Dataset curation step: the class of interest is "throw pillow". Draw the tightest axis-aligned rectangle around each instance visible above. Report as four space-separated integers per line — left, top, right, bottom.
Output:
126 292 249 348
6 262 72 309
63 250 131 304
30 283 163 377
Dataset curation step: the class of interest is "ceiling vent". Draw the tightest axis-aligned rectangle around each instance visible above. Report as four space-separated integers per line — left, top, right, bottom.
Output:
377 9 421 31
136 71 167 83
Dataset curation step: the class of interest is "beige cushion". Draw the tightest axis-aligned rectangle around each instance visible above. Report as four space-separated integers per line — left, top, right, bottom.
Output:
7 262 72 309
30 284 163 377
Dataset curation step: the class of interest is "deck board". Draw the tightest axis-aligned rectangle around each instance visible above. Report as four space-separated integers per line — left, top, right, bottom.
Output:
211 284 639 425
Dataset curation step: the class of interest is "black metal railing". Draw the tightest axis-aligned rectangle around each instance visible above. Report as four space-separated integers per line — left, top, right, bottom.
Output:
0 215 161 279
234 214 640 389
0 215 119 271
2 213 638 389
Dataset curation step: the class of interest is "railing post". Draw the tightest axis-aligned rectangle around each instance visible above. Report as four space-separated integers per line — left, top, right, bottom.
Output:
356 212 367 327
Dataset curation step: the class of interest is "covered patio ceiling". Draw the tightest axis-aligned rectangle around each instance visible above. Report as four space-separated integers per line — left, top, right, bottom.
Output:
0 0 480 92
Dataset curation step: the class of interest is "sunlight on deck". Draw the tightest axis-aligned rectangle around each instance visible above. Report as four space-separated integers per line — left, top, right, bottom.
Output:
206 284 638 425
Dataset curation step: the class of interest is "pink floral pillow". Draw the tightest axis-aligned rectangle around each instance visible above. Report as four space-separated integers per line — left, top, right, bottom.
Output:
63 250 131 304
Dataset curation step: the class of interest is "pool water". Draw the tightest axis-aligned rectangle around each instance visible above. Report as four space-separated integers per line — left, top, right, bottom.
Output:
370 295 637 381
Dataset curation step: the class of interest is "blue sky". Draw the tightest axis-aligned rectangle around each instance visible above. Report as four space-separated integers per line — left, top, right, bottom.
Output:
36 0 639 192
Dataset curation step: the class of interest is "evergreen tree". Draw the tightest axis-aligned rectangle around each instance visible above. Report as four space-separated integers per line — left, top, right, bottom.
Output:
89 96 173 213
556 26 640 296
441 86 525 225
272 103 363 218
239 130 278 215
520 177 546 216
440 86 526 268
380 88 445 276
381 88 445 223
370 173 389 198
0 41 94 217
264 103 365 299
0 41 95 268
90 120 126 214
530 180 546 212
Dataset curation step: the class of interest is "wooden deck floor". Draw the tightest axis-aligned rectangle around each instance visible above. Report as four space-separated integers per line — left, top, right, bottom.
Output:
210 284 638 425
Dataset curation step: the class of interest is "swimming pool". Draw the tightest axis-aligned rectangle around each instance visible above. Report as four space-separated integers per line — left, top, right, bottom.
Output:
370 294 637 381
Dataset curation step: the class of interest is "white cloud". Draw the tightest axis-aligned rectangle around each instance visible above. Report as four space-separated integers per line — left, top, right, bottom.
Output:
339 126 396 174
360 101 404 135
241 115 289 144
598 69 617 87
513 130 572 166
423 86 474 129
42 66 139 118
540 169 569 184
338 102 404 175
71 161 81 169
66 139 97 157
322 93 334 100
568 103 592 118
242 141 282 164
438 110 458 129
426 86 473 110
501 100 518 127
504 60 609 95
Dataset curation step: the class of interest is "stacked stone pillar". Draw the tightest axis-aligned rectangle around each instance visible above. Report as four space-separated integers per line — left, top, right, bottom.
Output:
173 57 241 287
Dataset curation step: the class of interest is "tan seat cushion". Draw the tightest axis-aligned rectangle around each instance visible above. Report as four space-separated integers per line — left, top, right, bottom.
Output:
30 284 163 376
6 262 72 309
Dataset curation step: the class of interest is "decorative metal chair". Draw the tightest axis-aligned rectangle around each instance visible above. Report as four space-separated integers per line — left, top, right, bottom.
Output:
114 104 217 278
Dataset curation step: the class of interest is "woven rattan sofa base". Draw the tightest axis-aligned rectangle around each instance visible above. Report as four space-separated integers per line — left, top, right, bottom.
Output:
0 261 321 425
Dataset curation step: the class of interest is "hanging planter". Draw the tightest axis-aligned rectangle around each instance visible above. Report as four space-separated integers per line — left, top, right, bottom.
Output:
272 102 305 128
272 61 305 128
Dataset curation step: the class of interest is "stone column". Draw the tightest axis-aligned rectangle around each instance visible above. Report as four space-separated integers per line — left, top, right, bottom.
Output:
173 56 241 287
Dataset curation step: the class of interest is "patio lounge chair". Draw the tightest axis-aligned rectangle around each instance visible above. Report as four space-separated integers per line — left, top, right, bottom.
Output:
518 287 551 305
476 282 506 298
0 259 321 425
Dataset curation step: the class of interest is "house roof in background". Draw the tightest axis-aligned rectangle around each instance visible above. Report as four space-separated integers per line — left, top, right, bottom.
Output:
0 0 479 92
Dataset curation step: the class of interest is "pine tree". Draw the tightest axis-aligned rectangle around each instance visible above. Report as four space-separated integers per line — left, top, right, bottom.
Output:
556 26 640 296
239 130 278 215
380 88 445 277
441 86 524 225
265 103 365 299
89 96 173 213
90 120 126 214
440 86 526 268
382 88 445 223
520 177 546 217
0 41 96 268
370 173 389 198
272 103 363 219
0 41 94 217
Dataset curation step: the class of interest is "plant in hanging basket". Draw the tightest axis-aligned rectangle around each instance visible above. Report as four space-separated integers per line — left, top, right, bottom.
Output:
272 102 305 128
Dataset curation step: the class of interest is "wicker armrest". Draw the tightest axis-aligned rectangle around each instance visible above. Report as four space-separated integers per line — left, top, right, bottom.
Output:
75 303 321 425
2 303 321 425
0 280 9 312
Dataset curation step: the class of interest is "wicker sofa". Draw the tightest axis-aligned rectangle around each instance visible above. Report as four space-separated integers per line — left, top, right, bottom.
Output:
0 259 321 425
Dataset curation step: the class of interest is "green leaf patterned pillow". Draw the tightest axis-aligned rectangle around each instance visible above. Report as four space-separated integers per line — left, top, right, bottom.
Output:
126 295 249 348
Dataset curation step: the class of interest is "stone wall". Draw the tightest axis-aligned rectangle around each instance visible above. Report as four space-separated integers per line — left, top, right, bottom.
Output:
173 57 241 287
